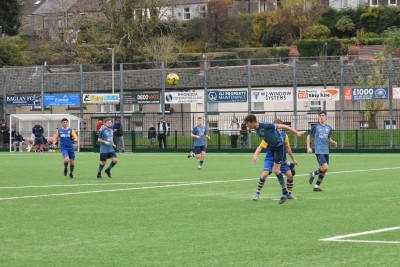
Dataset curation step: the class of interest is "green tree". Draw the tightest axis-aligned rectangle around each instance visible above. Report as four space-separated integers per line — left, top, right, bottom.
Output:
335 16 355 38
384 27 400 54
98 0 182 65
0 0 22 36
256 0 325 45
356 53 387 129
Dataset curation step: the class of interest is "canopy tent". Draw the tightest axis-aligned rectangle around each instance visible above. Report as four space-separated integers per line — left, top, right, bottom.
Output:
9 114 81 152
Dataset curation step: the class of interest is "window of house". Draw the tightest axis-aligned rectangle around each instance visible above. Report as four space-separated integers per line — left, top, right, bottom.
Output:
199 6 206 17
184 7 190 20
208 102 218 113
389 0 397 5
66 13 73 27
370 0 378 6
80 13 87 19
260 0 267 12
309 101 322 113
341 0 348 8
57 15 64 28
43 17 49 29
134 9 143 20
252 102 264 112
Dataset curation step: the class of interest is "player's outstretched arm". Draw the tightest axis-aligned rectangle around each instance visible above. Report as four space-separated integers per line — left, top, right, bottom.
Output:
278 124 305 137
252 146 262 164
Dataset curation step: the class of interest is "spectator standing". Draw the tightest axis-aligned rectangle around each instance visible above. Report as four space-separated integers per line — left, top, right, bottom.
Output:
113 119 125 152
32 122 44 153
240 118 250 149
228 117 240 148
157 118 169 149
148 123 157 148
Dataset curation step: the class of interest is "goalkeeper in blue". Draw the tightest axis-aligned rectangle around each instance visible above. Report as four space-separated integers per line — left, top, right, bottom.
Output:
252 120 298 203
245 115 305 204
187 117 210 170
54 118 78 178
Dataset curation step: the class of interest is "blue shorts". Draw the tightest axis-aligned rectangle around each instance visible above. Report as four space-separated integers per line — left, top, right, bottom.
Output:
194 145 206 155
100 151 117 161
316 154 329 166
61 147 75 160
263 158 290 173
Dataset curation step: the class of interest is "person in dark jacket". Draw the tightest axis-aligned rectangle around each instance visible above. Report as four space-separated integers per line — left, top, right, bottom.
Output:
157 118 169 149
148 123 156 148
113 118 124 152
12 132 25 152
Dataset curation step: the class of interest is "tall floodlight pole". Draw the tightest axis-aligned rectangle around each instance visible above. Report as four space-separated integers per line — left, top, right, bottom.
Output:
292 59 298 148
388 54 393 148
108 48 115 112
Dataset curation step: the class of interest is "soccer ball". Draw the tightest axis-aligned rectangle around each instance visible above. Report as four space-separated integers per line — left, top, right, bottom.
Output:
166 73 179 86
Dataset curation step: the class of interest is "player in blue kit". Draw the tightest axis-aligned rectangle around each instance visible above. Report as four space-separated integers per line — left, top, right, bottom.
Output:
97 118 118 179
252 120 298 203
54 118 78 178
307 111 337 191
187 117 210 170
245 114 305 204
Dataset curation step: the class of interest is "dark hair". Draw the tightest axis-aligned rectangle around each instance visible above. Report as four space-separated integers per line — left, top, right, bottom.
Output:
197 117 203 120
61 118 68 123
244 114 257 123
318 110 327 116
273 119 283 124
104 118 112 123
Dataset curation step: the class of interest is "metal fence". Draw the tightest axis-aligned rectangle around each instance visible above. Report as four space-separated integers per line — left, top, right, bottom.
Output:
2 55 400 150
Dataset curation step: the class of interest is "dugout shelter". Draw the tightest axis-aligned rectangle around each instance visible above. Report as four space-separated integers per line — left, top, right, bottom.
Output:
9 114 80 152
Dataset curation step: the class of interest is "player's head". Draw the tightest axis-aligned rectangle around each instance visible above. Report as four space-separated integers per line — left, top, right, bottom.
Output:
197 117 203 126
244 114 258 129
61 118 68 127
318 111 327 124
104 118 113 128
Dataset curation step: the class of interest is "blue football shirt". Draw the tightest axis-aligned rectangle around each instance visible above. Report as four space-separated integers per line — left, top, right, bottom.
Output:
256 122 283 148
309 124 332 154
192 125 207 146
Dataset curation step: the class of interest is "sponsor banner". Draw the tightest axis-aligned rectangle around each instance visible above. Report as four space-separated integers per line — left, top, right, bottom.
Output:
165 92 203 104
297 88 339 101
82 94 120 104
251 90 266 103
207 91 247 102
6 95 40 106
44 94 80 106
124 92 160 104
265 89 293 101
393 87 400 100
344 87 388 101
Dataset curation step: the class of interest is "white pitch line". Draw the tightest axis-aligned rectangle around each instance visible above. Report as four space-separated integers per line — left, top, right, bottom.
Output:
320 226 400 242
0 181 191 189
0 178 256 201
324 239 400 244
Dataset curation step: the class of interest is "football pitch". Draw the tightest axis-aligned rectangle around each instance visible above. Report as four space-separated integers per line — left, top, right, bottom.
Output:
0 152 399 266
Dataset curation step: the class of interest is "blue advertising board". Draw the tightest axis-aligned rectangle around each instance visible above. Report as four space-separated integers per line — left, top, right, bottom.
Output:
349 88 388 101
207 91 247 103
44 94 80 106
6 95 40 106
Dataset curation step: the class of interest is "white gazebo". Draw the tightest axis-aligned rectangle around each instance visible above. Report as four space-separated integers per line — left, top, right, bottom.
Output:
9 114 81 152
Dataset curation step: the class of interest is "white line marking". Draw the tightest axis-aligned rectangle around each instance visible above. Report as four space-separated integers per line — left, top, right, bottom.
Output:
1 166 400 201
320 226 400 243
324 240 400 244
0 182 190 189
0 178 256 201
